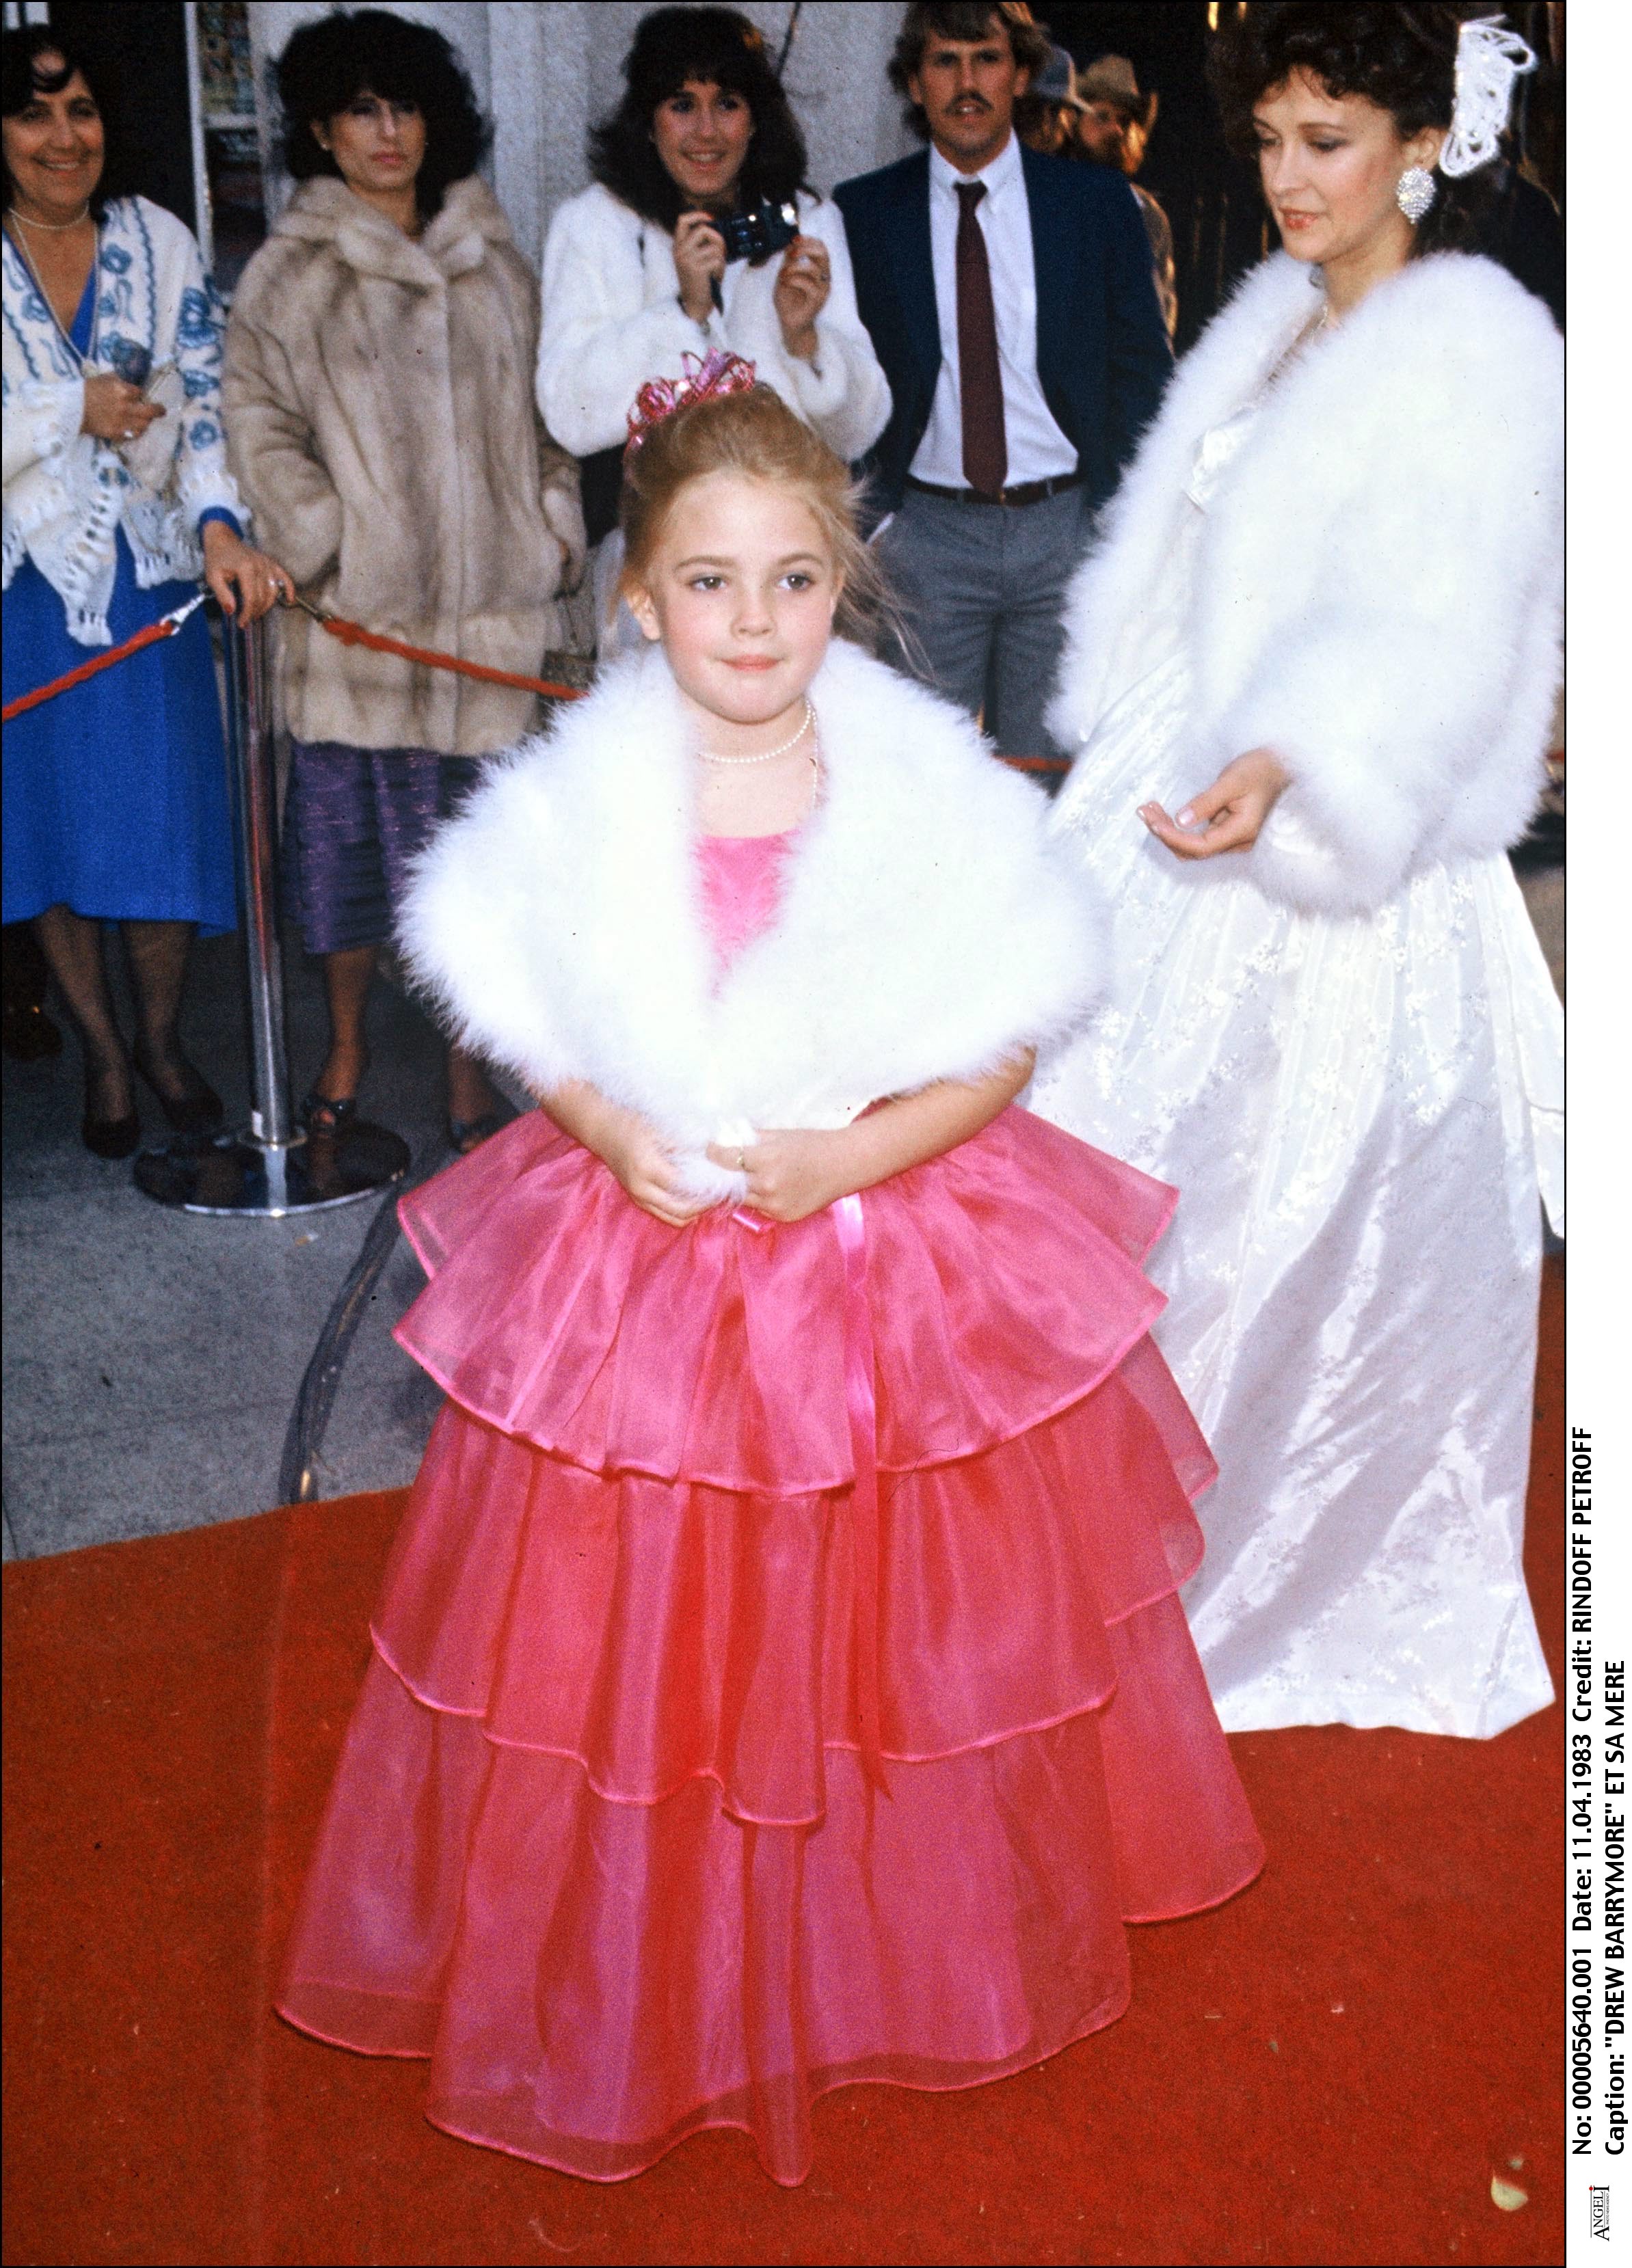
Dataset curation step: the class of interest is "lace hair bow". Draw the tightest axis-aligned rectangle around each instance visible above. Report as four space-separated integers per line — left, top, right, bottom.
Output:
625 349 759 453
1439 14 1538 178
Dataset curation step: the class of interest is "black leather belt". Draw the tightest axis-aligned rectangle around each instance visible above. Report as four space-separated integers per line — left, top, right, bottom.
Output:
904 470 1084 508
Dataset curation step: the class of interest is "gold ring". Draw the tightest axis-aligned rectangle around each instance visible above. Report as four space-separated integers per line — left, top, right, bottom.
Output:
737 1148 747 1172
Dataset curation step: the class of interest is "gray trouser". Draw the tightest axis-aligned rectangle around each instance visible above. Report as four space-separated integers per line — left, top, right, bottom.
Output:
874 483 1090 762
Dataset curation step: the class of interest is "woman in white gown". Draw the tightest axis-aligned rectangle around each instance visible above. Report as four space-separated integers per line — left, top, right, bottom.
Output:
1032 5 1562 1739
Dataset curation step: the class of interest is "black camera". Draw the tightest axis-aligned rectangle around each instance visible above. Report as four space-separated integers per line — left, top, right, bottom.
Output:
715 198 801 265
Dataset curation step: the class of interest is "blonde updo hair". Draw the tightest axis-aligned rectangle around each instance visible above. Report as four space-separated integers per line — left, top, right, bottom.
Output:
619 383 887 647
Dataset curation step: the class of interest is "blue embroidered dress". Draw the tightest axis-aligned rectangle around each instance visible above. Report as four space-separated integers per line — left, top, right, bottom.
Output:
2 199 240 930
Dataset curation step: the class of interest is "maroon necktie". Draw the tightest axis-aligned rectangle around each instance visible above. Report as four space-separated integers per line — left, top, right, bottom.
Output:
955 180 1007 498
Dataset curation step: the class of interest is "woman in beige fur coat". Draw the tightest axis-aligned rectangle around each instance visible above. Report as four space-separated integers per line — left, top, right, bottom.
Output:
224 10 584 1149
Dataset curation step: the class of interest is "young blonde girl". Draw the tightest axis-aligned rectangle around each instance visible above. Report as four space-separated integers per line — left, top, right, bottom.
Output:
276 365 1262 2187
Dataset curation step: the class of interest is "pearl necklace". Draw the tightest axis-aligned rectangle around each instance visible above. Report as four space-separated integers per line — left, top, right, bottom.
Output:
10 201 92 232
699 699 813 766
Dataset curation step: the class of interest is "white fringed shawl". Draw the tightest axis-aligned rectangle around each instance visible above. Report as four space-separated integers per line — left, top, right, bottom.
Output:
2 196 243 645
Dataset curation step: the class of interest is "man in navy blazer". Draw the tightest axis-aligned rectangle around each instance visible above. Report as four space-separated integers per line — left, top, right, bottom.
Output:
833 2 1172 764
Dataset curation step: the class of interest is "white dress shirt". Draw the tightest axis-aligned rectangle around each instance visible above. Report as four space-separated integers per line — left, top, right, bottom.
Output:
909 131 1078 489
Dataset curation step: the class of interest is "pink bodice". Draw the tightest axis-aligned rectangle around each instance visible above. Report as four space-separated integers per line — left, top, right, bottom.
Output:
696 828 797 976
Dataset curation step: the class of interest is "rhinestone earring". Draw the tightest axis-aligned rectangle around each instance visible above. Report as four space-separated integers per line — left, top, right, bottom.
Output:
1396 165 1437 224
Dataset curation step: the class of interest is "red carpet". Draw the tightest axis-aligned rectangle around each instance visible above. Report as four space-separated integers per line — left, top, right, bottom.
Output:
3 1261 1562 2266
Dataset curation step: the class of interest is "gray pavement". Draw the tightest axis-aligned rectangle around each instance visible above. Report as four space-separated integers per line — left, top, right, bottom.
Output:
1 928 489 1558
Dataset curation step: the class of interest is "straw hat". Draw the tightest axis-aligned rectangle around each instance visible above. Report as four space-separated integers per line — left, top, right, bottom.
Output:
1075 54 1158 132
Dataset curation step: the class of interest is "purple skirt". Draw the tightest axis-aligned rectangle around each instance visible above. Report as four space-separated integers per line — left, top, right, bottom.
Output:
282 740 481 957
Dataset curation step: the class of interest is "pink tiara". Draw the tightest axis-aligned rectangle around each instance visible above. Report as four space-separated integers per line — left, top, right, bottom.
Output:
625 350 758 453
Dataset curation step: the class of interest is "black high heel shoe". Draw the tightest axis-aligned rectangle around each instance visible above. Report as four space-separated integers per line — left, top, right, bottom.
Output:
81 1064 140 1159
132 1040 225 1135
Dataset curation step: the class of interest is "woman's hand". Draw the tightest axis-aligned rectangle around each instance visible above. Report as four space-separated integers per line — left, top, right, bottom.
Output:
1140 747 1290 860
773 235 830 362
707 1128 852 1224
81 373 163 444
673 211 726 326
200 519 297 623
544 1082 714 1228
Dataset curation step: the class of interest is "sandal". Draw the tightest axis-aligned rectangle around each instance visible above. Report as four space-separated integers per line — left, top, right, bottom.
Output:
448 1109 505 1155
299 1091 360 1137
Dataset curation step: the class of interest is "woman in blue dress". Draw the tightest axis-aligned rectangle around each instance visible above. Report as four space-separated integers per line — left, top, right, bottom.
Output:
2 26 291 1155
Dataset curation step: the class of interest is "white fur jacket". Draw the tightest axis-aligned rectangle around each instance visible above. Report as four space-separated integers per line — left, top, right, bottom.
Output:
401 639 1106 1200
537 184 891 465
1047 251 1564 914
2 197 244 645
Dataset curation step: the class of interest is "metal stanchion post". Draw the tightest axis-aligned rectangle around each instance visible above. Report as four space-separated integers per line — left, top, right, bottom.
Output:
231 604 293 1157
135 608 411 1215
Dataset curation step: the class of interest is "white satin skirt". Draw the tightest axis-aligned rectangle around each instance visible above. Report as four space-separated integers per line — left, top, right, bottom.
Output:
1034 651 1562 1738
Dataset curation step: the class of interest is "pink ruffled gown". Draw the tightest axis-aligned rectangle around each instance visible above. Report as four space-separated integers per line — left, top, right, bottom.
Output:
278 827 1264 2186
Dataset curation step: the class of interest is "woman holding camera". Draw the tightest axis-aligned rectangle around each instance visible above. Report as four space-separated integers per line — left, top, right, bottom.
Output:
538 3 889 643
2 26 290 1157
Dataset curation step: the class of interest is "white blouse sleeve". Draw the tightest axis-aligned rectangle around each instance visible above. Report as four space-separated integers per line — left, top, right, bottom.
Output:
166 225 246 532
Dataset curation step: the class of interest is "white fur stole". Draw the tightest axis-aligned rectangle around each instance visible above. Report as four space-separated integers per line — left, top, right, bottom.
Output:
1048 252 1563 915
401 640 1109 1199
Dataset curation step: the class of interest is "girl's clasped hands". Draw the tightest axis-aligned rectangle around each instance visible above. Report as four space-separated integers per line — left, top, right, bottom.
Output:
550 1081 857 1228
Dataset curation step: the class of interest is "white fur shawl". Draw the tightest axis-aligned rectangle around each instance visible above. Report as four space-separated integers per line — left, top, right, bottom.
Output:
1047 252 1563 914
401 639 1107 1199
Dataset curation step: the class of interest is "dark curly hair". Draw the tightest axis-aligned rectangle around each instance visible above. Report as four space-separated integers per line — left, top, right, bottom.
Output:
1209 3 1499 255
273 8 490 222
589 5 810 238
1 24 140 218
888 3 1054 141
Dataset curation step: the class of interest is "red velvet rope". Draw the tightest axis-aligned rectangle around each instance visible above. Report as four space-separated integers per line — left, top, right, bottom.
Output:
308 610 589 704
4 591 1069 772
306 608 1067 770
1 610 191 723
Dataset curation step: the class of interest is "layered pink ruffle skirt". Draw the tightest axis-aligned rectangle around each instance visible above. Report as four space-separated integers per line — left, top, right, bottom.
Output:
278 1105 1263 2185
